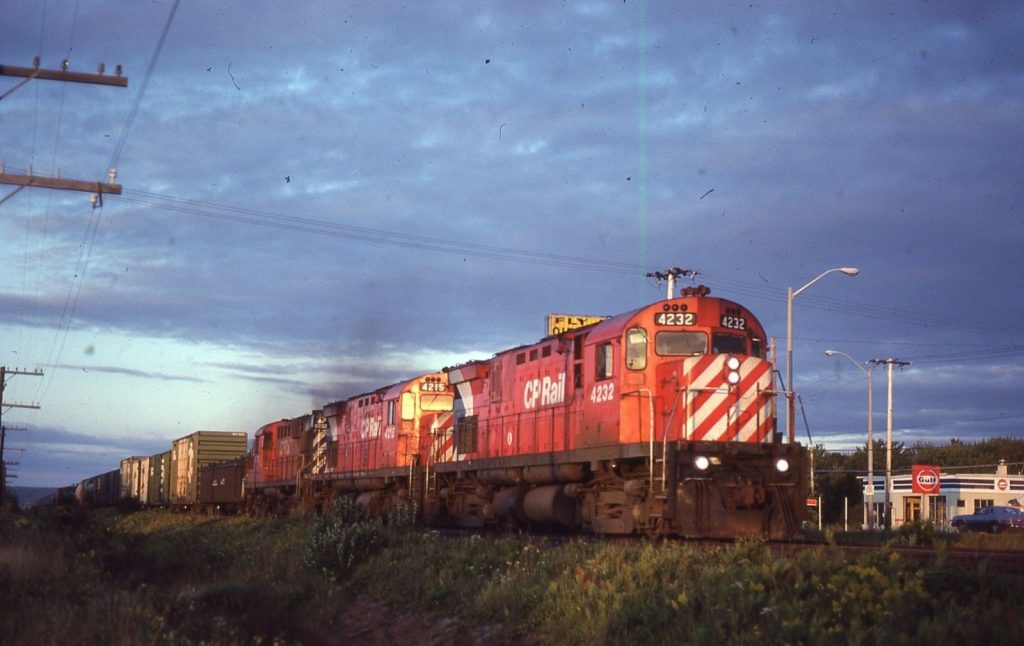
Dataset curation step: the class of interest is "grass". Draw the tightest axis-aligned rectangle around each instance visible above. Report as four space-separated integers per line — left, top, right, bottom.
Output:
2 506 1024 644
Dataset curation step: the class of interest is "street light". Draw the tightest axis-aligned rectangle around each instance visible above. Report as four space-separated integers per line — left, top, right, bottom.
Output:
825 349 875 530
785 267 859 443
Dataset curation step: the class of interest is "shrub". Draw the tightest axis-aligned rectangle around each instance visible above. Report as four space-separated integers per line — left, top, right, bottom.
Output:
893 520 938 546
305 496 414 577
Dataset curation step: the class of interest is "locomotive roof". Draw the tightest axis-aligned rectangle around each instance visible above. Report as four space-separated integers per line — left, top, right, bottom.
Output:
445 293 759 371
585 294 761 343
336 371 443 404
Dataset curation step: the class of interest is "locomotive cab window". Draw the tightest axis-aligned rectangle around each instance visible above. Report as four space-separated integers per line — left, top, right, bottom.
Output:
712 333 746 355
751 337 764 358
655 331 707 356
401 392 416 421
421 392 453 412
626 327 647 370
596 342 614 380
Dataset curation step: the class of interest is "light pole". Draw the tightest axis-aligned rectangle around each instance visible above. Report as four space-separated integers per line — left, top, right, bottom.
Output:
868 358 911 530
825 350 875 530
785 267 859 443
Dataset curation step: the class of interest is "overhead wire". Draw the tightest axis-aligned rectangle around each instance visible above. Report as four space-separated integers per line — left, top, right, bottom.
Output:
34 0 181 406
119 187 1024 349
119 188 644 274
116 186 1024 348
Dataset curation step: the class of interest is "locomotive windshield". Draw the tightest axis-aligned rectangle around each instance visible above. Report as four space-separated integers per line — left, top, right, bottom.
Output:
421 393 453 412
711 333 746 355
655 331 707 356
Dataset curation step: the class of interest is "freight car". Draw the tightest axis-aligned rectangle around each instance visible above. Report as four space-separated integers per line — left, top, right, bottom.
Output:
120 456 149 503
62 432 247 510
198 456 246 513
170 431 249 508
251 286 807 539
147 450 171 506
74 468 120 506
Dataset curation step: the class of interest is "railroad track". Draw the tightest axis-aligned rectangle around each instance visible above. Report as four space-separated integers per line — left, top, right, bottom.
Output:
767 541 1024 575
431 527 1024 575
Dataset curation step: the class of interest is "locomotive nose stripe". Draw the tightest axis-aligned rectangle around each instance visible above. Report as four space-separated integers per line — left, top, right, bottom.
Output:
683 356 774 442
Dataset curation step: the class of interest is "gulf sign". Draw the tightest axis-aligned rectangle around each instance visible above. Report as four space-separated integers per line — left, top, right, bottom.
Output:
912 465 941 494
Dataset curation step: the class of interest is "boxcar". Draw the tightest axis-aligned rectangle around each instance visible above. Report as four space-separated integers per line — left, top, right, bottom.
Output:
119 456 149 504
147 450 171 506
199 457 246 513
170 431 248 507
75 468 121 506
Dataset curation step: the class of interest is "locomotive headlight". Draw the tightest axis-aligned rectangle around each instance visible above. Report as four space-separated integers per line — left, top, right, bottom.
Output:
775 458 790 473
694 456 710 471
726 356 741 385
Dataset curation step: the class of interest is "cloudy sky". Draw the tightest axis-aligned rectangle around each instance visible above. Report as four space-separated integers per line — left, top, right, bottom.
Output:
2 1 1022 488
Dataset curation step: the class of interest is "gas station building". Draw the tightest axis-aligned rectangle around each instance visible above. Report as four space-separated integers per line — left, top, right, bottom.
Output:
861 460 1024 529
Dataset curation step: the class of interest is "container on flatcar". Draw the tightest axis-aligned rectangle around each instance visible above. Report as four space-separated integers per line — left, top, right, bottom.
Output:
199 457 246 512
170 431 248 507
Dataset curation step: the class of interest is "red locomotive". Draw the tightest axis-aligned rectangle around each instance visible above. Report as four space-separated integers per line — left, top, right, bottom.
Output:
246 286 807 539
247 373 454 517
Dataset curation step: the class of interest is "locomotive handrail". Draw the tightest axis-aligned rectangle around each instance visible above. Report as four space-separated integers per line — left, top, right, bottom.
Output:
661 388 686 489
622 387 656 486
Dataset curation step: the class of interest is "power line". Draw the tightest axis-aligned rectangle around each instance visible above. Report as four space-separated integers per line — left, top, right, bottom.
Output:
119 189 644 274
33 0 180 407
107 0 179 172
116 187 1024 343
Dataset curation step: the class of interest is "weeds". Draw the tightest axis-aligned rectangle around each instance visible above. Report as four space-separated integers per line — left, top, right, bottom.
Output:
304 496 416 577
3 505 1024 645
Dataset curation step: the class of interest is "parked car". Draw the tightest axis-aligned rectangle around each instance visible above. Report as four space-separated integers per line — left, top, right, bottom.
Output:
951 506 1024 533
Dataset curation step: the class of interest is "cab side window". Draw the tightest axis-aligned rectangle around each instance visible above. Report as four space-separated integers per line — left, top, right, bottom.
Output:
596 342 614 380
626 328 647 370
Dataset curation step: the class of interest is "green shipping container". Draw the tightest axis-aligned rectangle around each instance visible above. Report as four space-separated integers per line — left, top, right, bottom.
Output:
169 431 248 506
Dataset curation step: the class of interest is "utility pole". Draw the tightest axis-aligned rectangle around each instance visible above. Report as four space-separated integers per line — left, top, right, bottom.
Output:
646 267 698 300
1 366 43 506
1 57 127 207
868 358 911 530
0 61 127 91
0 165 122 204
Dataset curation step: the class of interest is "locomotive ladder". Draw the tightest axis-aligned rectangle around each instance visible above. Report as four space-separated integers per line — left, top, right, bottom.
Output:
647 389 687 530
656 389 687 491
419 437 439 520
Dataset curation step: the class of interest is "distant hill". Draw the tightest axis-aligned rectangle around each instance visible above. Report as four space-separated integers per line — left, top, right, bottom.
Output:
8 486 58 506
